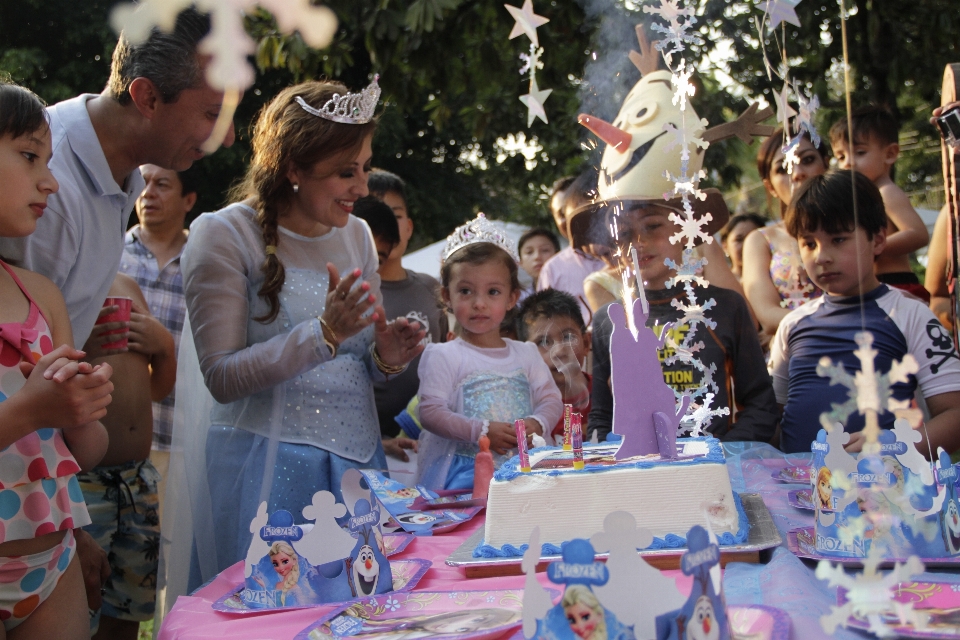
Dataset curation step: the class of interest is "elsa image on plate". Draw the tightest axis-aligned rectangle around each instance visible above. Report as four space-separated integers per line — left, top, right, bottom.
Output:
537 585 634 640
358 608 520 639
251 541 318 606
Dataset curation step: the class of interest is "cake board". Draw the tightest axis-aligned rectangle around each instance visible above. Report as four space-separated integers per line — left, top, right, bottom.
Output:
447 492 780 578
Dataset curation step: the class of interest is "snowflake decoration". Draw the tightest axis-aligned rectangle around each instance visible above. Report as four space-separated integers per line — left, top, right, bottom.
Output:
816 546 924 637
662 119 709 157
670 60 697 111
778 265 815 309
793 82 821 148
684 393 731 437
664 249 709 287
385 597 401 611
518 43 544 76
666 207 712 249
111 0 337 153
816 332 919 448
670 297 717 330
663 169 708 202
643 0 701 61
781 135 802 176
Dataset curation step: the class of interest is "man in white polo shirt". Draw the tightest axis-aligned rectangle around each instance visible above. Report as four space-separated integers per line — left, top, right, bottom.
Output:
0 8 237 638
0 8 236 348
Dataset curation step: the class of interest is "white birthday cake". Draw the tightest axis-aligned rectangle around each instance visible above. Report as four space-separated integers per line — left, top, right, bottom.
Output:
475 437 747 557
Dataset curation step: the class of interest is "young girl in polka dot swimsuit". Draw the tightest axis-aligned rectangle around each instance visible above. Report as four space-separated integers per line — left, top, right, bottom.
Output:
0 82 111 638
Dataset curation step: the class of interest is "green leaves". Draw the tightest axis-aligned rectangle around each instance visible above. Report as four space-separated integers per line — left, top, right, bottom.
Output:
405 0 463 34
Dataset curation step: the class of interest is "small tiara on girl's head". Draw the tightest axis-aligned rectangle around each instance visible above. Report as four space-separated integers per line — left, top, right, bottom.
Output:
441 213 519 263
295 75 381 124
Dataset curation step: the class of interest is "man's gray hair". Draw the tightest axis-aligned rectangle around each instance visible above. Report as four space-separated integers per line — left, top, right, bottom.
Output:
107 8 211 105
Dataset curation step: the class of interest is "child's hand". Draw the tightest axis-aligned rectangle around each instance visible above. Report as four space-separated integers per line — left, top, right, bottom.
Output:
487 421 518 455
383 436 418 462
127 302 174 357
18 346 114 428
19 345 94 382
83 303 129 359
523 418 544 437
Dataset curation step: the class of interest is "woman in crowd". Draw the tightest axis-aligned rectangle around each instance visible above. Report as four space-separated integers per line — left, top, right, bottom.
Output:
721 213 767 282
741 128 828 344
177 79 425 588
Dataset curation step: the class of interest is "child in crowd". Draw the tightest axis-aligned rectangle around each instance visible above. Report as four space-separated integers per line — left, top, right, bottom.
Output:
721 213 767 282
830 106 930 301
771 170 960 454
517 228 559 302
589 203 777 444
354 195 425 463
518 289 591 445
415 215 563 489
0 81 112 637
79 273 175 640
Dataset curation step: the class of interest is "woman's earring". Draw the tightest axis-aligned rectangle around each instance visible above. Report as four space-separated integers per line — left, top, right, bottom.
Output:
292 183 299 194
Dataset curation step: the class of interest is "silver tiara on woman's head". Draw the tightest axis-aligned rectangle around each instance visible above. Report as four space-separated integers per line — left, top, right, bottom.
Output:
295 75 381 124
441 213 519 263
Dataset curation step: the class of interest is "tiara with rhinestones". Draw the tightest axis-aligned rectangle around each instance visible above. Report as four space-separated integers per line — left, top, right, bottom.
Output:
295 75 381 124
441 213 519 263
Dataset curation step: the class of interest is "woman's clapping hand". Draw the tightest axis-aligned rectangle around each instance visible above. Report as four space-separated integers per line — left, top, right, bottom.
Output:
373 311 426 369
320 263 379 342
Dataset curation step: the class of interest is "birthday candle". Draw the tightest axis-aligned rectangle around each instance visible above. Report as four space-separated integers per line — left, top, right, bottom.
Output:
562 404 572 451
572 413 584 470
515 419 531 472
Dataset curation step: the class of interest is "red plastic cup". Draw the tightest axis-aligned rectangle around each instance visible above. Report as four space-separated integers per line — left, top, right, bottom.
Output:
96 296 132 350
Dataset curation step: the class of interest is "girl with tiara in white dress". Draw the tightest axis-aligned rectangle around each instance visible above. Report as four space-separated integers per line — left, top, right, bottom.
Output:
415 215 562 489
168 78 425 594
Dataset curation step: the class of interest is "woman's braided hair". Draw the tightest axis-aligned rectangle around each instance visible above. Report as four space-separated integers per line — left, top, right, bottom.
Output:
229 81 377 323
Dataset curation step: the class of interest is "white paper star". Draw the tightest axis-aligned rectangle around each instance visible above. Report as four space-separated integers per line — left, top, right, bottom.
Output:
773 82 797 124
764 0 803 31
520 78 552 127
504 0 549 47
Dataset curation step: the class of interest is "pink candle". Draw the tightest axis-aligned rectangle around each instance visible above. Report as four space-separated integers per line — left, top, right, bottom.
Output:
572 413 584 470
562 404 573 451
515 419 531 472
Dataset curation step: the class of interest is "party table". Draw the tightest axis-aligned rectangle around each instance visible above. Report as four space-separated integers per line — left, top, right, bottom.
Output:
158 443 960 639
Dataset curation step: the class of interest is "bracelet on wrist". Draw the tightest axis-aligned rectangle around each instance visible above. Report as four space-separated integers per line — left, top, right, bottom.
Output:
371 345 404 375
319 317 339 358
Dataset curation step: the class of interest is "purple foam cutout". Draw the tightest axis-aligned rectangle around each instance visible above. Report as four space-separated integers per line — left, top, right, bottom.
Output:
609 298 690 460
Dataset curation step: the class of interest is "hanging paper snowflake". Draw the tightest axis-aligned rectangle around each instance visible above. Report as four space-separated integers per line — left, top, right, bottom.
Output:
793 82 822 147
643 0 701 61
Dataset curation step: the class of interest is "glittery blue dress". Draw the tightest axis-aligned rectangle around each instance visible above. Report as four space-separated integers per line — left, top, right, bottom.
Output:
178 203 389 589
416 339 563 490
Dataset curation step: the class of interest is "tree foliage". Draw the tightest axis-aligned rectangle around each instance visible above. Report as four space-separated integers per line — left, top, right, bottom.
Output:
0 0 956 245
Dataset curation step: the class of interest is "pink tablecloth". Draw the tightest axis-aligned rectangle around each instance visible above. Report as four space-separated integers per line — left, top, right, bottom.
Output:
158 516 550 639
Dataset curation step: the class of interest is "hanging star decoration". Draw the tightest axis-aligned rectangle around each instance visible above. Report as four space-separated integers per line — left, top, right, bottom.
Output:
816 545 924 637
773 82 797 125
520 79 552 127
763 0 803 31
505 2 552 128
505 0 549 47
111 0 337 153
793 82 822 147
816 331 919 445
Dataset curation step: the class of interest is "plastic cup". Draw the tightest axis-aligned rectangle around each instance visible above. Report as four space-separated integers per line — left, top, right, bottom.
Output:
96 296 132 350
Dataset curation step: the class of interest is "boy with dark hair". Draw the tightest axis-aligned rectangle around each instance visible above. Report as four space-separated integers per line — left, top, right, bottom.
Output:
830 105 930 300
588 205 777 444
772 170 960 454
517 228 560 300
363 174 446 460
354 196 401 265
518 289 591 444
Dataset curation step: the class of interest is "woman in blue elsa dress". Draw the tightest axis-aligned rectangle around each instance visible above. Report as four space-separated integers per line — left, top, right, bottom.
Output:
169 77 425 594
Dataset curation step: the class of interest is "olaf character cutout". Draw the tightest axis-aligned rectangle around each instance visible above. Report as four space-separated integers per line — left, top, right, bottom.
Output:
656 526 730 640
